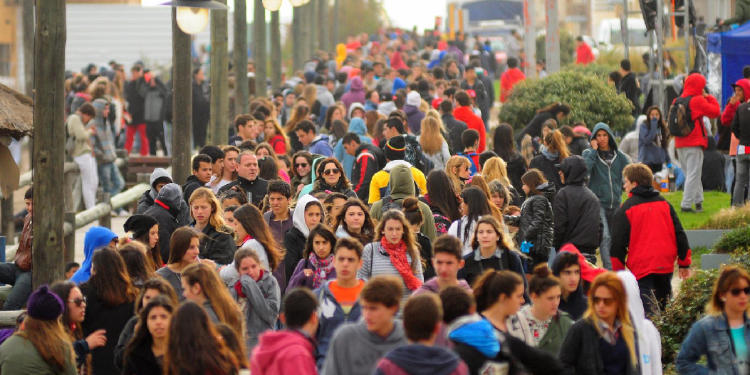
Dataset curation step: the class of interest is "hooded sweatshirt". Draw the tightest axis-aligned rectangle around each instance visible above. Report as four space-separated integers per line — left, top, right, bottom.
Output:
553 155 601 252
368 160 427 204
342 76 366 112
375 344 468 375
673 73 720 150
369 164 436 241
321 321 407 375
404 91 425 134
90 98 116 164
231 272 281 350
347 102 366 120
283 195 321 285
720 78 750 153
144 183 186 262
250 330 317 375
334 118 373 179
391 77 407 96
447 315 510 374
617 270 663 375
582 122 631 210
70 226 117 284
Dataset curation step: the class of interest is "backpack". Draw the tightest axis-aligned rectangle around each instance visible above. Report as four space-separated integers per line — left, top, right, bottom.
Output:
668 95 694 137
380 195 403 214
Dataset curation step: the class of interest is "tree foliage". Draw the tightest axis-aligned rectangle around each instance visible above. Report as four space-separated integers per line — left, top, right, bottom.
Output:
499 71 634 132
536 30 576 67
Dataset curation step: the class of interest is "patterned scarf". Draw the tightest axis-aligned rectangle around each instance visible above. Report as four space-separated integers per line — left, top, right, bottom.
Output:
308 253 334 289
380 237 422 290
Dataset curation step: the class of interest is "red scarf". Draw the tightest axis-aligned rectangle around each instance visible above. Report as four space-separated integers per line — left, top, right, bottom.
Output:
380 237 422 290
242 234 254 244
234 269 263 298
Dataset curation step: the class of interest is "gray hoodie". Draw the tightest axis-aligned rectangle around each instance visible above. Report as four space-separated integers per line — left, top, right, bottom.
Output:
90 98 116 163
230 272 280 351
136 168 191 226
321 320 407 375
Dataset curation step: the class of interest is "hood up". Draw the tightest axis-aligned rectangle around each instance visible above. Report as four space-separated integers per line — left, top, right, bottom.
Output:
348 102 366 119
148 168 173 199
349 76 364 92
348 117 367 136
590 122 618 151
293 194 321 237
70 226 118 284
155 183 184 210
682 72 706 97
560 155 588 185
388 163 416 199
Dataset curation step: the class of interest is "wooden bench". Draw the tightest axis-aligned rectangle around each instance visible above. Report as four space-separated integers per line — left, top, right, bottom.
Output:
125 156 172 186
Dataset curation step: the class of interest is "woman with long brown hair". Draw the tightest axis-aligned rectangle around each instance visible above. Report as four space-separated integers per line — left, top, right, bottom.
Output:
529 129 570 190
123 214 162 270
0 286 77 374
189 187 236 265
333 198 375 245
164 302 239 375
358 209 424 304
121 296 175 375
290 151 314 194
506 169 555 270
459 215 526 287
232 204 284 273
80 247 139 375
155 227 206 297
421 169 462 235
231 248 281 351
560 271 640 375
309 158 357 197
181 263 244 337
263 117 291 155
285 102 310 152
118 241 156 287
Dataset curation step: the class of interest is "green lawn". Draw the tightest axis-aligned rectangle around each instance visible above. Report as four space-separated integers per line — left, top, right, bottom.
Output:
622 190 730 230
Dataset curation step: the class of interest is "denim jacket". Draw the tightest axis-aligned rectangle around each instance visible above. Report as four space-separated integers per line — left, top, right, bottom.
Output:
676 313 750 375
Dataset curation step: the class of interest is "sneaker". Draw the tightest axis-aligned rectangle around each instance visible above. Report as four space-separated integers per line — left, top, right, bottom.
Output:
695 203 704 213
681 206 694 213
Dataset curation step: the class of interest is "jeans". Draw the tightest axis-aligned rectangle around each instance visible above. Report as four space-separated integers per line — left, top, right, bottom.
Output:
637 272 673 317
74 153 99 209
0 263 31 310
733 153 750 206
599 206 616 270
725 154 734 194
677 146 704 208
97 161 124 197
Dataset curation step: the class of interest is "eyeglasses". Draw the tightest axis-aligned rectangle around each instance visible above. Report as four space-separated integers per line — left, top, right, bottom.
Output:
295 163 309 168
592 296 615 306
323 169 341 176
69 297 87 307
730 287 750 296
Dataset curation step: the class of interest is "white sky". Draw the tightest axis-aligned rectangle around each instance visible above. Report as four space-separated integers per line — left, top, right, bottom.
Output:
142 0 447 31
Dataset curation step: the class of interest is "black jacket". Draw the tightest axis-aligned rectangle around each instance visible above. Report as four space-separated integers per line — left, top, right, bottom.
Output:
181 174 204 205
442 113 468 155
618 72 642 117
197 223 236 265
529 153 564 191
568 136 590 156
144 184 184 262
453 330 564 375
121 336 163 375
459 246 527 288
282 227 306 285
497 151 527 205
80 283 135 375
559 319 640 375
559 287 588 321
732 101 750 146
310 179 357 198
218 176 269 208
114 316 137 371
517 111 554 145
352 143 384 201
416 232 435 280
508 183 555 265
553 156 601 252
124 78 146 125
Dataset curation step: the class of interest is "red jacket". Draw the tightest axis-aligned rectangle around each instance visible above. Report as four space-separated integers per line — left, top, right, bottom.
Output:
453 106 486 152
575 43 595 65
720 79 750 155
674 73 721 149
250 330 318 375
610 186 691 280
500 68 526 102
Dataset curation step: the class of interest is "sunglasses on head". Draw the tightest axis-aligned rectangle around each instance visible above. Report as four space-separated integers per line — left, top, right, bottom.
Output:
592 296 615 306
730 287 750 296
295 163 309 168
69 297 87 307
323 168 341 176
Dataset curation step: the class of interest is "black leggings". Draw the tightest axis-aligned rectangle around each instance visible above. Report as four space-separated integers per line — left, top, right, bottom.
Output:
146 121 166 156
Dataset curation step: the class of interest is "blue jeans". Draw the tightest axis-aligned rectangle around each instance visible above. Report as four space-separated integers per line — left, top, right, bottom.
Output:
0 263 31 310
599 206 615 270
97 162 124 197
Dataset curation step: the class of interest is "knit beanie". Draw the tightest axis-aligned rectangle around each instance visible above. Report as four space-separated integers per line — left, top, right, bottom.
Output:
406 91 421 107
384 136 406 161
123 214 158 240
26 285 64 321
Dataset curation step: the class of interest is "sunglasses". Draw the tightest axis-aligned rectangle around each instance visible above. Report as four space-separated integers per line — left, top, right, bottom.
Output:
295 163 309 168
592 296 615 306
323 169 340 176
730 287 750 296
69 297 87 307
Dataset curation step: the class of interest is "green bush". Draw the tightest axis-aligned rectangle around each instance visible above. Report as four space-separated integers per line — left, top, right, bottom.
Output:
563 63 617 80
536 30 577 67
498 71 634 132
714 226 750 253
700 204 750 229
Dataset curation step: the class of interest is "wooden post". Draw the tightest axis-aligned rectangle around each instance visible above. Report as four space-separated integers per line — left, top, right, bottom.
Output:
0 199 12 246
270 10 281 92
209 0 229 145
172 7 192 185
63 212 75 264
32 0 66 288
234 0 249 115
332 0 339 48
97 191 111 229
318 0 328 52
22 0 34 97
292 6 303 71
309 0 318 53
299 3 310 67
253 0 267 98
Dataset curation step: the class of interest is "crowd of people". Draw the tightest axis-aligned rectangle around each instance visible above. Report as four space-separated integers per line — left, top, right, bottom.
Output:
3 26 750 375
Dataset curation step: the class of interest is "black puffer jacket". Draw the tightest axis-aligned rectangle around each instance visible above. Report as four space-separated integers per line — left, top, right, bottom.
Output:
144 183 184 262
553 156 601 252
529 153 564 191
197 223 236 265
511 183 555 265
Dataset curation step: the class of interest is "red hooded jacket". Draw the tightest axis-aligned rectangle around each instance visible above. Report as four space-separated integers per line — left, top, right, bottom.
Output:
500 68 526 102
720 78 750 156
453 106 486 152
575 42 595 65
250 330 318 375
673 73 721 149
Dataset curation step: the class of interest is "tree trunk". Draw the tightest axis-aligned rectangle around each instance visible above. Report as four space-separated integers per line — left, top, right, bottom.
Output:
172 8 192 185
209 0 228 145
332 0 339 48
32 0 66 288
22 0 34 97
253 0 266 98
309 0 318 53
318 0 328 52
234 0 249 116
292 6 302 71
270 10 281 91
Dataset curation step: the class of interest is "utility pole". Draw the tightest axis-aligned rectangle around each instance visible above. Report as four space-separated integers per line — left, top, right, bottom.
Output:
332 0 339 48
292 6 302 71
545 0 560 73
172 7 192 185
621 0 630 60
300 2 311 66
209 0 228 145
270 10 281 91
309 0 319 54
319 0 328 52
234 0 249 115
253 0 266 97
523 0 536 78
32 0 66 287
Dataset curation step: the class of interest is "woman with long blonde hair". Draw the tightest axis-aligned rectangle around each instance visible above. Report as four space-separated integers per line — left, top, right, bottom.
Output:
181 263 244 337
560 271 640 375
483 157 523 206
420 116 451 171
445 155 471 193
529 129 570 190
189 188 236 266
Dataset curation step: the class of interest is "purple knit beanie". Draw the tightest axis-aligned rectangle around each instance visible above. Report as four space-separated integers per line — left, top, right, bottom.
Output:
26 285 64 321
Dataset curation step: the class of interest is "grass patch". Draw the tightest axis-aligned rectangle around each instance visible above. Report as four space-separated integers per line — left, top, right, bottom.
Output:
690 246 711 269
699 203 750 229
622 191 731 230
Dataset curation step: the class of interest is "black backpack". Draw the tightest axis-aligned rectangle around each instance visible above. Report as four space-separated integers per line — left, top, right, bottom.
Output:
668 95 694 137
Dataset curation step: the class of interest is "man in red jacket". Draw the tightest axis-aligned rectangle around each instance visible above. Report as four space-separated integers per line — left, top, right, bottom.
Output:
500 57 526 102
575 36 595 65
611 163 691 317
453 90 486 152
251 288 319 375
674 73 720 212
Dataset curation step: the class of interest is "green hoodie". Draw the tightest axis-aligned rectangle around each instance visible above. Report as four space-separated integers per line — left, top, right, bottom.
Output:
369 164 436 241
725 0 750 26
582 122 631 210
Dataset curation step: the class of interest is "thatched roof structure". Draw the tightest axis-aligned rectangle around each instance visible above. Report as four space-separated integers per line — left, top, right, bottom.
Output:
0 83 33 139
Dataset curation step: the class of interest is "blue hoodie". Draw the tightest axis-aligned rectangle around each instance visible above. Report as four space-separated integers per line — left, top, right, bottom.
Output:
447 316 500 358
391 77 406 96
334 118 373 179
70 226 118 284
